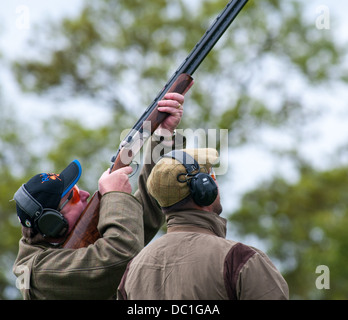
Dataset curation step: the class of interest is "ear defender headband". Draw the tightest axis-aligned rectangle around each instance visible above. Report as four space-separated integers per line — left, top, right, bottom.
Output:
162 150 218 206
14 185 68 238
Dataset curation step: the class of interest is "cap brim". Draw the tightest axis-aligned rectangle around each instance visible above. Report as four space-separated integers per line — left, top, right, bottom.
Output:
60 160 82 198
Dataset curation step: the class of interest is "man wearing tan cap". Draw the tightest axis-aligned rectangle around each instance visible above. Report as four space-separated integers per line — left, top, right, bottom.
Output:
117 148 289 300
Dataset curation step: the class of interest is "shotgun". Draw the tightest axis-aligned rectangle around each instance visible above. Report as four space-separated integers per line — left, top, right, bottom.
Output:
63 0 248 248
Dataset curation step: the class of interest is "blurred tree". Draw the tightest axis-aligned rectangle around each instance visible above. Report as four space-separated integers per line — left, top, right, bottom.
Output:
13 1 347 148
0 90 40 299
229 160 348 299
4 0 347 299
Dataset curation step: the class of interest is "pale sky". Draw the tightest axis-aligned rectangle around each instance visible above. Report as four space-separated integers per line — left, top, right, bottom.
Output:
1 0 348 217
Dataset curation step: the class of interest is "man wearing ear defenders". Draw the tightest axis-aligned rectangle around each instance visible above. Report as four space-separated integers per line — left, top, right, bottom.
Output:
117 149 289 300
12 92 187 300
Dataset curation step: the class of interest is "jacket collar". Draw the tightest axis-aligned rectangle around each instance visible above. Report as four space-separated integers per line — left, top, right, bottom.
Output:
166 209 227 238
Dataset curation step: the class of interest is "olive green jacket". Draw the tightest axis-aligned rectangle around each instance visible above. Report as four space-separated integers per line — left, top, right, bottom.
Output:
13 134 184 299
118 210 289 300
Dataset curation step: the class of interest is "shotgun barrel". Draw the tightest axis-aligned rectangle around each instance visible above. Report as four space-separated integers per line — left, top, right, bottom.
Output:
63 0 248 249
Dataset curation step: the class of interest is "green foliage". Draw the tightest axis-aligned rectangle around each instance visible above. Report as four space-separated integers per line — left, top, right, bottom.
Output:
13 0 346 142
1 0 347 299
46 119 117 191
230 165 348 299
0 94 40 299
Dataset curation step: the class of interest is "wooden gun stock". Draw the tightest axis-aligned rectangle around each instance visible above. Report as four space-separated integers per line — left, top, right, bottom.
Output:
62 74 193 249
63 191 101 249
111 73 193 172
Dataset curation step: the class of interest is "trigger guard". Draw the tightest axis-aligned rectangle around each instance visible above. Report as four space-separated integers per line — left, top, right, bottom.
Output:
129 161 140 178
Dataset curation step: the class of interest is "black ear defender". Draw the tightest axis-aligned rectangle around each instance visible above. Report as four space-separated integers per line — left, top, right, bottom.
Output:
162 150 218 206
14 185 69 238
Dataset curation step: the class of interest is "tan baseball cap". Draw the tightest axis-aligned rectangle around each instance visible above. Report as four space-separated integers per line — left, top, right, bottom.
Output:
147 148 219 207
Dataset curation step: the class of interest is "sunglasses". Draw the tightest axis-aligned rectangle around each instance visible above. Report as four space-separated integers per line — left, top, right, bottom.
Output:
209 167 216 180
59 185 80 211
